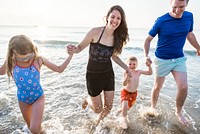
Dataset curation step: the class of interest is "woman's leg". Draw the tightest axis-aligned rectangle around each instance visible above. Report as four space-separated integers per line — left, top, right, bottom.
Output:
97 91 114 125
82 94 103 113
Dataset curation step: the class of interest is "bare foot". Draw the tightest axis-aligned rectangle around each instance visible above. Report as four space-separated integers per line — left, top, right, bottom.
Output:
146 108 158 118
175 112 189 126
82 98 88 110
121 117 128 129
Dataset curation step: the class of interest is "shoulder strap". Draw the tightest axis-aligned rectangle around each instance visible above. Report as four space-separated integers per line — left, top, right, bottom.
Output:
97 27 106 43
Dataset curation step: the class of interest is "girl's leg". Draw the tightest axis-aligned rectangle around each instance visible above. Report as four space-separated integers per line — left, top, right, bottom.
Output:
30 95 45 134
18 101 32 128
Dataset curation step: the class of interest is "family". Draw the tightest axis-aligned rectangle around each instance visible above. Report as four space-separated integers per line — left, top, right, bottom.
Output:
0 0 200 133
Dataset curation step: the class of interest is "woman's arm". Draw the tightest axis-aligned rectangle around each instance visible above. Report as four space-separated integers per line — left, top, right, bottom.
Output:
112 55 131 77
123 72 129 86
71 28 95 54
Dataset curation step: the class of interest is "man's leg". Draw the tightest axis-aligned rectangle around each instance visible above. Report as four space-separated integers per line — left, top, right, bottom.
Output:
172 70 189 125
151 77 165 108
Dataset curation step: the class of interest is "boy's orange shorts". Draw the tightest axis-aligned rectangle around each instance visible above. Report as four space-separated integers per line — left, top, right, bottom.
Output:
121 89 138 108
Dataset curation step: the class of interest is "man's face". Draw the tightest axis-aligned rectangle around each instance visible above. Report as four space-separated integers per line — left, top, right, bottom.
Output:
170 0 187 18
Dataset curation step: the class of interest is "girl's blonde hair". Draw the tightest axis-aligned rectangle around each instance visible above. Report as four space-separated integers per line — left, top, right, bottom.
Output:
6 35 38 78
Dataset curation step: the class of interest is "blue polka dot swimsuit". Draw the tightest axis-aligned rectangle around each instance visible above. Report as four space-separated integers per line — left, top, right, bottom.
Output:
13 64 44 104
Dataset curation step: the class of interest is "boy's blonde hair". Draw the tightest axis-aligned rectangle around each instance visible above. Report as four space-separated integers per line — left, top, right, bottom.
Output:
128 56 138 62
6 35 38 78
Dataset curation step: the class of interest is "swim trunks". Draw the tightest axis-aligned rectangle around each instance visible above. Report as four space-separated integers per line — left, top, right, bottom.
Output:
154 56 187 77
121 89 137 108
13 64 44 104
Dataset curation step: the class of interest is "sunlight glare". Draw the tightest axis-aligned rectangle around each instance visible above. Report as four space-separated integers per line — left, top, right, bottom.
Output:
37 26 48 40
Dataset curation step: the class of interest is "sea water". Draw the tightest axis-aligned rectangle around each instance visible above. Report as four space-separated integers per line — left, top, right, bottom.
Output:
0 25 200 134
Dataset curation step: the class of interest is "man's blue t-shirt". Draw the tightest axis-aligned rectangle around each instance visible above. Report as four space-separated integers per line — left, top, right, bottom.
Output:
149 11 193 59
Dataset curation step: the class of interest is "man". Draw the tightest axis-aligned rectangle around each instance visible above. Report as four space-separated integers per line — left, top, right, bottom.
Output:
143 0 200 126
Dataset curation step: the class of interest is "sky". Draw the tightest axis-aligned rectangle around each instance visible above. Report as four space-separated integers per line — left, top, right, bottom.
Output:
0 0 199 29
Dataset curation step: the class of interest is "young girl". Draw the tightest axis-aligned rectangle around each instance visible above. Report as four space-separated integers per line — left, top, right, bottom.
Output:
0 35 73 134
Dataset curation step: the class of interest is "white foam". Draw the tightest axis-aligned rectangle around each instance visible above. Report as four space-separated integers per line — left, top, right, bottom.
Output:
0 93 10 111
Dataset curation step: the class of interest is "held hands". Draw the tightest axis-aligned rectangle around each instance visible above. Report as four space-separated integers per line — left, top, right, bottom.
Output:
67 44 76 55
126 69 132 78
145 56 152 66
197 49 200 56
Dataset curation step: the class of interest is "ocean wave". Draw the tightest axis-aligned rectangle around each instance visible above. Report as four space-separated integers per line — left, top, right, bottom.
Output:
34 39 78 45
124 46 196 56
184 50 196 56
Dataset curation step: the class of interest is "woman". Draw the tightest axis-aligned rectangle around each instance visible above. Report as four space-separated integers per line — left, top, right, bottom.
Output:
67 5 131 125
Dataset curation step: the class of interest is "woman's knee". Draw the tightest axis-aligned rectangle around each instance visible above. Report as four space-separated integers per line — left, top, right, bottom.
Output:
104 103 113 113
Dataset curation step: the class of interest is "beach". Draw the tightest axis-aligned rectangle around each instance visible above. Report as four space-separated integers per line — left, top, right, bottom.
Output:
0 25 200 134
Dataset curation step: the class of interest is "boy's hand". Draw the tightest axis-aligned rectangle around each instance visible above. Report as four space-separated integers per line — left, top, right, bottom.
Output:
126 69 132 77
145 56 152 66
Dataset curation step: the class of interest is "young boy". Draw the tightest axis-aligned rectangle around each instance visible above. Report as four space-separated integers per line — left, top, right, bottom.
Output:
119 56 152 129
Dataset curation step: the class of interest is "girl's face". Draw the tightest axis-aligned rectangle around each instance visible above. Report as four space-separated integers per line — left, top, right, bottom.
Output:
107 9 121 29
128 60 138 70
14 52 34 62
170 0 187 18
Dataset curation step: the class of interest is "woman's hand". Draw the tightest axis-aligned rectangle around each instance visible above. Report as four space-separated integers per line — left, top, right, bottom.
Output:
67 44 75 55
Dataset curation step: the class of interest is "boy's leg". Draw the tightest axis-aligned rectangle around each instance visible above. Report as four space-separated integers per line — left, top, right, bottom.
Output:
121 101 129 129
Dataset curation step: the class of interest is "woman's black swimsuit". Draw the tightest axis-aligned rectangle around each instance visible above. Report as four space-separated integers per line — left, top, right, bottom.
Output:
86 27 115 97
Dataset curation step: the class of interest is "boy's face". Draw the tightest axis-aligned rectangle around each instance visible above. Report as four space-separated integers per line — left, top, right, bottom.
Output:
128 60 138 69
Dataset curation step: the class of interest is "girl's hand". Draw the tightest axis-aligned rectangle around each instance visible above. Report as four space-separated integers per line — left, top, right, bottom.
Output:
67 44 75 55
